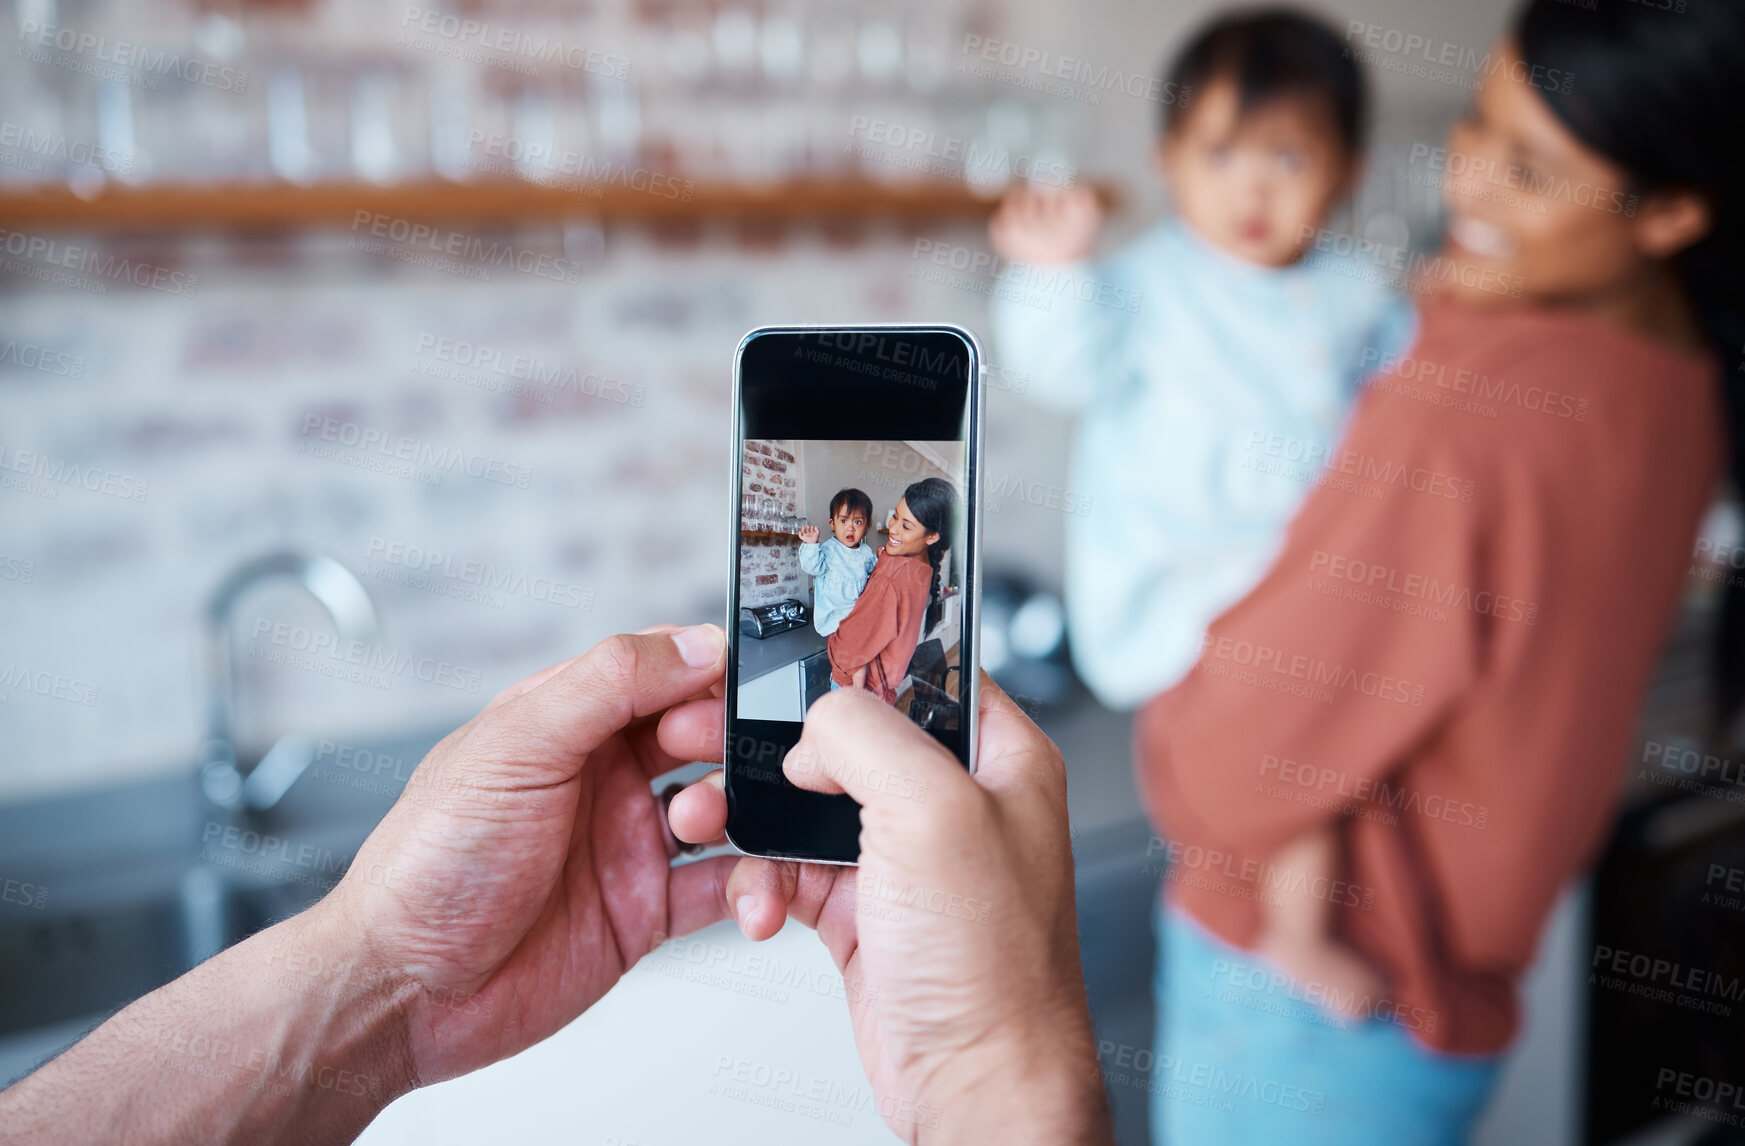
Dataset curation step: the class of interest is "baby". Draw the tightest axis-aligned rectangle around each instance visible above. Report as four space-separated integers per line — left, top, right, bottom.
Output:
798 487 880 690
989 9 1406 1014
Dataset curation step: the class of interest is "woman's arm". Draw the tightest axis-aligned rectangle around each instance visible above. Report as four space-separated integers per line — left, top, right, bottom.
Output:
1141 392 1486 858
826 577 900 684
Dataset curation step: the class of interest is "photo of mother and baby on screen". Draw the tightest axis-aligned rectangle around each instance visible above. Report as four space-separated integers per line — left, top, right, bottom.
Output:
736 438 963 732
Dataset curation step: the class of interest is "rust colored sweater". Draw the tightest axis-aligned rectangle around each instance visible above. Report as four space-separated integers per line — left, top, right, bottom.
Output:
1137 298 1720 1054
827 549 934 704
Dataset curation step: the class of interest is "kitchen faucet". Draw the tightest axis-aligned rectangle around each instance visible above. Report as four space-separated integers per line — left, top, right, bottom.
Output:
181 551 379 966
196 551 380 813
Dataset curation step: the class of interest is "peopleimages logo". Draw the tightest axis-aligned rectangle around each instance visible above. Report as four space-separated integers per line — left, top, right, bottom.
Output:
1197 632 1427 707
412 332 644 407
0 228 199 296
248 618 484 694
0 338 84 379
1356 345 1589 422
1242 431 1477 503
296 416 533 489
1259 754 1490 829
1143 836 1377 911
466 130 691 201
1653 1068 1745 1126
846 116 1076 188
348 211 585 285
1298 225 1523 299
0 121 134 175
908 239 1144 313
0 664 100 706
364 536 594 611
1408 143 1638 217
0 444 150 503
958 35 1191 107
1308 550 1537 626
398 7 629 79
16 20 249 92
1342 21 1574 95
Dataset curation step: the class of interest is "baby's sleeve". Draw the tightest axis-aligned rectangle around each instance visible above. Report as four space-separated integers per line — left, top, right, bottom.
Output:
798 541 825 576
861 546 879 577
988 243 1147 413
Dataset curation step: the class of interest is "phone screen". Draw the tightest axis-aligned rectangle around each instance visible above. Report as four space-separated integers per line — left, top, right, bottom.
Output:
726 326 981 863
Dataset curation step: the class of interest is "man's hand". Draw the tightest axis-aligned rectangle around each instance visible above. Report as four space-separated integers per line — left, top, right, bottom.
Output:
325 624 736 1085
0 626 740 1144
988 185 1103 266
797 525 821 544
664 677 1113 1145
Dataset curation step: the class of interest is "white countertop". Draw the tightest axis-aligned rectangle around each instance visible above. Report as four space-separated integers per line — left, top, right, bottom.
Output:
356 919 900 1145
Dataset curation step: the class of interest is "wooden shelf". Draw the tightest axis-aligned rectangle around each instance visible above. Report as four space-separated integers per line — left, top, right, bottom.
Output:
0 177 1116 232
741 528 891 540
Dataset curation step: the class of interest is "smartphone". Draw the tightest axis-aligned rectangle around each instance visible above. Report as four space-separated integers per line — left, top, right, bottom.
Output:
724 325 983 864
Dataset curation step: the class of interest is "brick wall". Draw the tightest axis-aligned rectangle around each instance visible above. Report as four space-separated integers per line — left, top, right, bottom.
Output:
0 222 1078 803
739 439 802 609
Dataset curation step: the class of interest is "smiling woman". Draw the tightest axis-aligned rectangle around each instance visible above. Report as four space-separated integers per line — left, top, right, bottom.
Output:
1436 45 1726 349
1135 1 1745 1144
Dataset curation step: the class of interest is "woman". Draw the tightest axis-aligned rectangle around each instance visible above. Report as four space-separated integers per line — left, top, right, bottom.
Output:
826 477 953 706
1141 1 1745 1142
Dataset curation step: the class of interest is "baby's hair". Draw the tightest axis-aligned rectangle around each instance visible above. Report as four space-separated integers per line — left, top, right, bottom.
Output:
828 488 874 523
1161 7 1366 158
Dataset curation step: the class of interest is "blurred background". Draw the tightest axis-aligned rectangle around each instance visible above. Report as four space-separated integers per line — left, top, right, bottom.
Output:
2 0 1740 1142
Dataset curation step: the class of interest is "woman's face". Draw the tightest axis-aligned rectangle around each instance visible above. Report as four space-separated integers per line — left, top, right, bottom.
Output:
1436 41 1653 307
885 498 940 558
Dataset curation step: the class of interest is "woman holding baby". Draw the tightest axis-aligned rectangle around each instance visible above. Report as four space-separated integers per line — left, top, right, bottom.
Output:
818 477 955 707
994 0 1745 1142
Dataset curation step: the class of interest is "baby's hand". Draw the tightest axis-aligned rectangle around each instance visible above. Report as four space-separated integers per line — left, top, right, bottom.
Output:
1255 927 1387 1020
989 185 1102 265
797 525 820 544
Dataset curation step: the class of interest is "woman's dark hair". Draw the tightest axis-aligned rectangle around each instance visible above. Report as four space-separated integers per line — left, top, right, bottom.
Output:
900 477 955 632
1517 0 1745 738
1162 7 1367 157
828 487 873 524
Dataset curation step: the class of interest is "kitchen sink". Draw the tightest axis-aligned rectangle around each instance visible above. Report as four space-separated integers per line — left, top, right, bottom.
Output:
0 881 294 1035
0 729 448 1083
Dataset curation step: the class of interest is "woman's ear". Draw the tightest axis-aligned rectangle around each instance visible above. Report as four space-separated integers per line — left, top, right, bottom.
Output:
1633 188 1713 259
924 531 941 547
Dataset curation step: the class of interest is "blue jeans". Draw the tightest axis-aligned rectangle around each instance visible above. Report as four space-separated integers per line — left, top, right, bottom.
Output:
1150 902 1503 1146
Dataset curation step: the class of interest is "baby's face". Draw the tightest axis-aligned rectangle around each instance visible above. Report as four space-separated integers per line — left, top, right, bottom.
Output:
831 508 869 548
1159 77 1353 268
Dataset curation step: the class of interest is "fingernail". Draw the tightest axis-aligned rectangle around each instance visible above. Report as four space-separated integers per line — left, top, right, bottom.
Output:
703 770 725 790
672 624 723 669
735 895 757 932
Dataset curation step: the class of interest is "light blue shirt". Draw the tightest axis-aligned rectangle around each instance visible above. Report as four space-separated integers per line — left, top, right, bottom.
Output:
800 536 881 636
990 219 1416 710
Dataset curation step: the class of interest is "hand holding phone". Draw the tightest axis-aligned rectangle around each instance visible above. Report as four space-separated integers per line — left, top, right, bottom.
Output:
666 678 1111 1142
